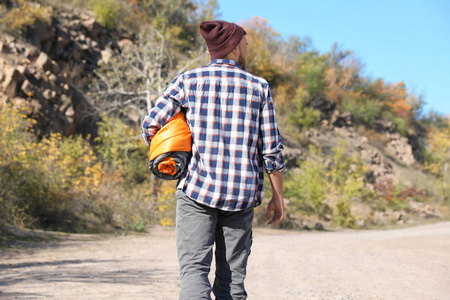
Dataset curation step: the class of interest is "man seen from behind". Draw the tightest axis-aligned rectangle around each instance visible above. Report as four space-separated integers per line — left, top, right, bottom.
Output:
142 20 285 300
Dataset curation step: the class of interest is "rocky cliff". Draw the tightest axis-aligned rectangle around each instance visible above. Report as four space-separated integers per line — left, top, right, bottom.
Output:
0 8 119 137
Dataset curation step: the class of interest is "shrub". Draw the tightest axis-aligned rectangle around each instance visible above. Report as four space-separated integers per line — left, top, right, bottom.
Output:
327 142 368 227
285 145 328 218
425 124 450 201
90 0 120 30
381 110 410 136
288 86 321 132
334 198 355 228
284 142 374 227
341 96 383 127
0 0 52 32
296 53 327 99
94 114 148 183
0 104 154 232
0 104 38 228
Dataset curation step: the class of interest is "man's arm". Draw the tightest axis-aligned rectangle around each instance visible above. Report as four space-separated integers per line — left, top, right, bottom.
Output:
141 76 184 146
266 171 284 225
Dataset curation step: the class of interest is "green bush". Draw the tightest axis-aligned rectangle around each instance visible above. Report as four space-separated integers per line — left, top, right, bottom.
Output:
380 110 410 136
296 53 327 99
284 142 373 227
288 87 321 132
334 198 355 228
285 145 328 217
341 96 383 127
91 0 120 30
0 104 156 232
328 142 367 227
94 114 148 183
0 105 100 231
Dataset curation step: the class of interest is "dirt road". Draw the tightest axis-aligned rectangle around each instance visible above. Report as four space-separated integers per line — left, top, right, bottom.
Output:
1 222 449 300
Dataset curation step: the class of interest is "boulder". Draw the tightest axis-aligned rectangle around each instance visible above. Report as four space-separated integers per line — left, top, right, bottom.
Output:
100 49 112 64
68 19 83 31
0 41 10 53
24 45 40 61
21 79 35 97
42 89 56 102
35 51 52 71
355 219 365 227
310 97 336 116
35 20 55 43
16 65 29 77
341 111 352 125
314 222 325 231
48 73 58 88
83 18 105 40
118 39 133 49
49 116 65 133
2 67 25 98
57 34 71 48
331 110 352 127
50 60 60 74
387 135 415 165
11 97 30 112
64 105 75 118
63 115 77 135
29 98 43 112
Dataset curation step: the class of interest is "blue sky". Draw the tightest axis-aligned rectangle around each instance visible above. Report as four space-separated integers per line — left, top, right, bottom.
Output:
216 0 450 116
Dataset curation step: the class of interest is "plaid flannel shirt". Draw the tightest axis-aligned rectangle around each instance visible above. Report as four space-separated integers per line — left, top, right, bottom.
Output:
142 59 285 211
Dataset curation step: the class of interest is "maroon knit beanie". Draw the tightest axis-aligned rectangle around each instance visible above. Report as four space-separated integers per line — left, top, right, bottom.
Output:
200 20 246 60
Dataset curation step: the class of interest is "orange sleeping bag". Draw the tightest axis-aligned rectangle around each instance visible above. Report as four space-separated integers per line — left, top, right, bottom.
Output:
149 112 192 180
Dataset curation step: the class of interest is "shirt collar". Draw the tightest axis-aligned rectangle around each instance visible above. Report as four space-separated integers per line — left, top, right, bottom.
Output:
208 59 242 70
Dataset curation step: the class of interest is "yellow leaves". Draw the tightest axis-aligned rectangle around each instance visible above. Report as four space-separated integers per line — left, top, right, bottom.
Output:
379 81 412 118
155 180 177 225
425 121 450 199
426 123 450 176
388 98 412 118
158 204 168 212
160 217 174 227
324 62 362 105
91 0 121 30
242 16 282 83
428 125 450 154
0 0 53 31
1 103 107 200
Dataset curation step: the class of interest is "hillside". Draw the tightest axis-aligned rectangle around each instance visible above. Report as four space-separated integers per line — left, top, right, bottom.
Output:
0 0 449 234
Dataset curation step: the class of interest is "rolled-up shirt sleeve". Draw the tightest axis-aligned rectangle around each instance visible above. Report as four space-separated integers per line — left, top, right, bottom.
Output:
259 84 285 173
141 75 184 146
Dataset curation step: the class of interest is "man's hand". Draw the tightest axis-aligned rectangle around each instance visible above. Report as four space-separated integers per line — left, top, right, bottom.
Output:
266 171 284 225
266 197 284 225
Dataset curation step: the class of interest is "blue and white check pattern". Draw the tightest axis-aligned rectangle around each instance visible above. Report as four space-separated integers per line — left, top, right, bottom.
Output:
142 59 285 211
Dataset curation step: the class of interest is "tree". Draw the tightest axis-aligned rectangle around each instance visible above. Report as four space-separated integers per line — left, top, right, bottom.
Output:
242 16 283 84
324 43 362 105
126 0 218 50
426 120 450 200
89 26 208 123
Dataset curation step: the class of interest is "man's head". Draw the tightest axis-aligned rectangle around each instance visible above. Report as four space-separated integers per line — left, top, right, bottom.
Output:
200 20 247 69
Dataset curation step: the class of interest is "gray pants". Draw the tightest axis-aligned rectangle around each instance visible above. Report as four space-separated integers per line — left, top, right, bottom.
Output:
175 190 254 300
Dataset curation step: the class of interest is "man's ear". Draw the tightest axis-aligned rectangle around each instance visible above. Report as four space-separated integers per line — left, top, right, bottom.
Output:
231 46 239 55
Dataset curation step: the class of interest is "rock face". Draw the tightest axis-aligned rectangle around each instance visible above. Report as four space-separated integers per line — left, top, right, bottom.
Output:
359 146 394 180
0 9 118 138
386 132 416 165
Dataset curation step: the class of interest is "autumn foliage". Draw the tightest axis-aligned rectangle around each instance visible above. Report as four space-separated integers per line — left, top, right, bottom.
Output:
0 2 448 233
